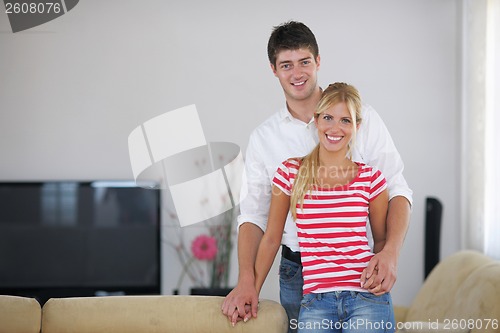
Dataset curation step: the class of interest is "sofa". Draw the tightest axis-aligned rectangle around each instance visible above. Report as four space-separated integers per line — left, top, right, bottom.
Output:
0 295 288 333
395 250 500 333
2 250 499 333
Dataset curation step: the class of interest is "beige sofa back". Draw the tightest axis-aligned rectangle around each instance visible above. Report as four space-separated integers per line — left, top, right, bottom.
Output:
0 295 41 333
405 250 493 323
405 250 500 333
446 261 500 332
41 295 288 333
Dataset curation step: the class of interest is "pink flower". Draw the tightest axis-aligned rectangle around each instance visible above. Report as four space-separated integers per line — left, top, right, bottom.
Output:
191 235 218 261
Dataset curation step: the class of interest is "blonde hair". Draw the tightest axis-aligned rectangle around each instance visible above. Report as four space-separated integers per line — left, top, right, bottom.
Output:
290 82 363 220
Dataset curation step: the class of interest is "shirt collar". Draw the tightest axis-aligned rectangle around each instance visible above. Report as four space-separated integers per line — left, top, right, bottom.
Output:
278 107 293 121
278 106 315 125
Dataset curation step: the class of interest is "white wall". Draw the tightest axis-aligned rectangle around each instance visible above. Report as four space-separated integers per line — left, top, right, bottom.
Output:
0 0 460 306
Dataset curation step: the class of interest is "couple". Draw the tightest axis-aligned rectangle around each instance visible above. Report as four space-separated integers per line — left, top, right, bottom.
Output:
221 21 412 333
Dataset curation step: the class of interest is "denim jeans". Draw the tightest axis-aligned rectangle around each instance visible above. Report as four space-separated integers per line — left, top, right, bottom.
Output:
279 256 304 333
296 291 395 333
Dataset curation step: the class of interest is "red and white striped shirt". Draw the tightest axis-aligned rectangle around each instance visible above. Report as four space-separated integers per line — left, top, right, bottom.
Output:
272 158 387 295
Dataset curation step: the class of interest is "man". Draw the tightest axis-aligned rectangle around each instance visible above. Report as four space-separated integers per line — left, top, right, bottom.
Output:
221 21 412 331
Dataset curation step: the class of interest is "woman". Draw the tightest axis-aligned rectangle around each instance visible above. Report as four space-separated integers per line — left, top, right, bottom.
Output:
254 82 394 332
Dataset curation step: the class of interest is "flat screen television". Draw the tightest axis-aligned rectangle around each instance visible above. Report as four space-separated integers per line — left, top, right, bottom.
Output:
0 181 161 305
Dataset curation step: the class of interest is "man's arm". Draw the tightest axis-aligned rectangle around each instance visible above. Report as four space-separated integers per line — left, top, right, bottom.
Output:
221 222 263 325
221 131 271 325
361 196 410 294
357 105 413 294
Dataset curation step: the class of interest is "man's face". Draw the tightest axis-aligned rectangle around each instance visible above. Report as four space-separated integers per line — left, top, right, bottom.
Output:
271 48 321 103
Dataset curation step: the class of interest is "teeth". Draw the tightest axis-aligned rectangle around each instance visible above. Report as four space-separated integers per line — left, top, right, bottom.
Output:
327 135 342 141
292 81 305 86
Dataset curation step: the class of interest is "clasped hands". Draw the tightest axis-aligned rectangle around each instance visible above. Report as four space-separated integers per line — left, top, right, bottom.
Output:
221 254 397 326
221 282 259 326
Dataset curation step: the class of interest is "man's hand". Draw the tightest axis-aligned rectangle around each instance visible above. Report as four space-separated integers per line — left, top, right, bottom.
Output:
360 249 397 296
221 282 259 326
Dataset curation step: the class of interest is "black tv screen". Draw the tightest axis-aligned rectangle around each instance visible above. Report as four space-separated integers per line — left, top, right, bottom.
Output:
0 181 161 304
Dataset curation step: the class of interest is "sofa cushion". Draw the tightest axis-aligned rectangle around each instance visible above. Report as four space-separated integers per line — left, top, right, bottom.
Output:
405 250 492 323
0 295 41 333
41 295 288 333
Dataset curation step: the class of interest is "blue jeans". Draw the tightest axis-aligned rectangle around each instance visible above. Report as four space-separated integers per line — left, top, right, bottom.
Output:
279 256 304 333
296 291 395 333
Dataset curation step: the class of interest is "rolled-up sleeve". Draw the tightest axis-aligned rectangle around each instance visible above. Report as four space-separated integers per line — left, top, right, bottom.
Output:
357 105 413 206
237 132 272 232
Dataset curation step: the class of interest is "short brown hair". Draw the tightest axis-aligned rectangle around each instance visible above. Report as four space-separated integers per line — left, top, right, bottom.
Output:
267 21 319 67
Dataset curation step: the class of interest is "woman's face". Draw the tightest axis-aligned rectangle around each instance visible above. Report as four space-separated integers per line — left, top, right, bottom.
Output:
315 102 355 155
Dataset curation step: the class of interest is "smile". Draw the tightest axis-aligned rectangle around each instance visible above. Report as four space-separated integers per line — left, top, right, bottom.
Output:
326 135 343 142
291 81 306 86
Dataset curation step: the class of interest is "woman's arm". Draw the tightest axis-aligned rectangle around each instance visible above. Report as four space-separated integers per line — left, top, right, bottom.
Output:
254 185 290 295
369 188 389 255
361 188 389 295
